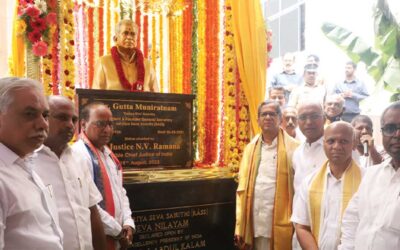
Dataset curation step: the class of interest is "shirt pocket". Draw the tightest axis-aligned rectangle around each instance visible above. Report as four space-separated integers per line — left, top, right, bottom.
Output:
385 199 400 232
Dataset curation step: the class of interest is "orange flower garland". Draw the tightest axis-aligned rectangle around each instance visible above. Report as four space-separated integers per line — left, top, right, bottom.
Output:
105 0 111 52
182 1 192 94
203 0 220 164
98 0 104 56
135 0 141 50
168 14 183 93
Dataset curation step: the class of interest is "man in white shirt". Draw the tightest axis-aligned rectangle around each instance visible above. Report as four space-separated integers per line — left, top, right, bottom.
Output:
235 100 299 249
339 101 400 250
351 115 386 168
0 77 63 249
288 64 327 109
292 102 327 194
73 103 135 250
291 102 327 250
292 122 362 250
34 96 107 250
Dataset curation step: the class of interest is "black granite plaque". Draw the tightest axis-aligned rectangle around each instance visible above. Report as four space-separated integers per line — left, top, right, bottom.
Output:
75 89 194 170
124 178 237 250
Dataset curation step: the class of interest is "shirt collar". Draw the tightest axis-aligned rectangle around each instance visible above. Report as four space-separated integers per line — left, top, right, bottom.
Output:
261 136 277 148
344 79 357 84
304 135 324 148
36 144 71 159
0 143 21 166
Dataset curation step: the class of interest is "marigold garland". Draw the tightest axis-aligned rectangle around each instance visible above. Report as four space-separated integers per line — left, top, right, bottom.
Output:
203 0 220 164
59 0 75 99
143 11 148 58
222 0 240 169
42 24 56 96
135 0 141 50
159 14 164 92
168 14 183 93
151 15 157 72
87 1 95 88
182 0 192 94
98 0 104 56
105 0 111 52
196 0 206 162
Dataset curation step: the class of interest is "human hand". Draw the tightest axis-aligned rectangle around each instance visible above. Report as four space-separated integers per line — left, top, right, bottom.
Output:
344 90 353 98
360 134 374 147
123 225 134 245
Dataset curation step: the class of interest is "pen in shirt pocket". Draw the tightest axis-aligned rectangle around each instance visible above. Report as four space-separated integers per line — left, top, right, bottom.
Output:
78 177 82 188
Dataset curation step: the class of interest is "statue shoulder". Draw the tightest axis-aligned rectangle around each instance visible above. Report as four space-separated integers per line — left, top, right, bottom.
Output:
97 54 113 64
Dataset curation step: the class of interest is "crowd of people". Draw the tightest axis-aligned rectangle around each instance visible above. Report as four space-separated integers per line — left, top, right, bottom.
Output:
0 18 399 250
269 53 369 123
0 77 135 250
0 19 148 250
235 97 400 249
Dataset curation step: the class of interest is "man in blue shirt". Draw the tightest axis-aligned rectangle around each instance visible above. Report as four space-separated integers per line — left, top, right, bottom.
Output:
270 53 302 102
333 61 369 122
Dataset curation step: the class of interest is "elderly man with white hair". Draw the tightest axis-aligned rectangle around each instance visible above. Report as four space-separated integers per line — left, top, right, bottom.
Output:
0 77 63 249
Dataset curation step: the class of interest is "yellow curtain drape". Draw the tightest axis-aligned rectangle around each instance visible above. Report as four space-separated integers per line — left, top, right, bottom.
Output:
9 0 25 77
231 0 267 134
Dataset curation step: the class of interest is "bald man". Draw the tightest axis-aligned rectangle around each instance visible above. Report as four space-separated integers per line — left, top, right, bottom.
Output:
291 122 363 250
339 101 400 249
34 96 106 250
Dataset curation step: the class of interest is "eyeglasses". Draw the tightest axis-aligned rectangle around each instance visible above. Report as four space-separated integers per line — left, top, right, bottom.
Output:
298 114 323 121
260 112 278 118
381 124 400 136
93 120 113 129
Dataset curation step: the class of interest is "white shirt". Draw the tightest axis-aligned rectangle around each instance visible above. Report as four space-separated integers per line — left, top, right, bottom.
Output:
0 143 63 250
292 136 327 196
34 145 102 250
292 166 346 250
339 159 400 250
73 140 135 237
288 84 326 108
253 138 277 237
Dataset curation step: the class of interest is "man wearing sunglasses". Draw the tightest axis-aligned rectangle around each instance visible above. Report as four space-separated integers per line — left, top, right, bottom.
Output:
73 103 135 250
34 96 106 250
339 101 400 249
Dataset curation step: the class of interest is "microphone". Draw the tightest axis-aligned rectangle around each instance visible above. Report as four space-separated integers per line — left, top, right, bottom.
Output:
363 141 369 156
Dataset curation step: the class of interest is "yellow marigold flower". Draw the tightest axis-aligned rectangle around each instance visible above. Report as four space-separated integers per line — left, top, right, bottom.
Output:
16 19 27 36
